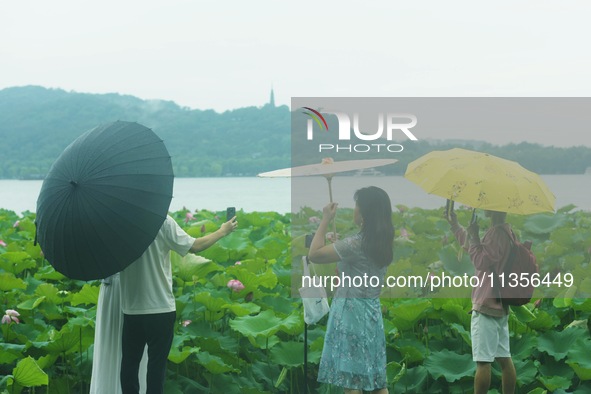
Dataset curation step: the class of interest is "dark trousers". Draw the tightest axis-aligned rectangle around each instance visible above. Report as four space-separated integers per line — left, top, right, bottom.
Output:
121 311 176 394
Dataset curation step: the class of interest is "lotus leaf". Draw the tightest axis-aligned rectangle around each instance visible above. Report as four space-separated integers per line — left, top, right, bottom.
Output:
0 272 26 291
196 351 239 374
270 341 305 367
12 356 48 387
538 326 589 361
424 349 474 382
70 283 99 306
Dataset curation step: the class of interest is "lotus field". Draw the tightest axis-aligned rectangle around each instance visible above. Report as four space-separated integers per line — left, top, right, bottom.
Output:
1 205 591 393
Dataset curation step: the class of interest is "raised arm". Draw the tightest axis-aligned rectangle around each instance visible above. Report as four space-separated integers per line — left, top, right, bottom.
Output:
190 217 237 253
308 203 340 264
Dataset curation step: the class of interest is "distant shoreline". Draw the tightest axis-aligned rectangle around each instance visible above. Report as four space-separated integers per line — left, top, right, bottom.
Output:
8 169 591 181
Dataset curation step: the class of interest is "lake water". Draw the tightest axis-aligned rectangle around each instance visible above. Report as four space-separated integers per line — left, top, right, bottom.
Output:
0 175 589 215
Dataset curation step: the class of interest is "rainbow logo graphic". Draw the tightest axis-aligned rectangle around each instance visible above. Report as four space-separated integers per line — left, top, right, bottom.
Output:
301 107 329 131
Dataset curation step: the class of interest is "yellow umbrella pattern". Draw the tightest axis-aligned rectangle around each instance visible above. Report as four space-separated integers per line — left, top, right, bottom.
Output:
404 148 555 215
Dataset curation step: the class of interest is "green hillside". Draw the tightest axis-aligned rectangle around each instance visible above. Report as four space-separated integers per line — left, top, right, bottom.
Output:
0 86 290 178
0 86 589 179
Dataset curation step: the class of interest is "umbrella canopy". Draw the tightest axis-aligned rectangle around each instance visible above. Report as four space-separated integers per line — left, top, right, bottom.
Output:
258 158 397 178
404 148 555 215
36 121 174 280
258 158 397 203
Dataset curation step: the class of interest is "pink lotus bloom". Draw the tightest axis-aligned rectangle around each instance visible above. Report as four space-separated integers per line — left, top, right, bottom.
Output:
13 220 20 228
2 309 20 324
0 240 6 247
400 228 410 239
181 320 192 327
326 232 339 242
397 205 408 213
185 212 195 224
235 261 242 266
308 216 321 224
227 279 245 292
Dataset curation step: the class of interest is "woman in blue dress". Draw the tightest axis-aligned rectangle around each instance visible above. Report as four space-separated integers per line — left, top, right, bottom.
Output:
309 186 394 394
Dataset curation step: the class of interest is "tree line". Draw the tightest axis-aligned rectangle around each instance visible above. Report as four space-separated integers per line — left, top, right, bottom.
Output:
0 86 589 179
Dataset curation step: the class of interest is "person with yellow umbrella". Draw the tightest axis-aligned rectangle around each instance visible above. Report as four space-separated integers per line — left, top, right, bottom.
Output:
447 208 516 394
405 148 555 394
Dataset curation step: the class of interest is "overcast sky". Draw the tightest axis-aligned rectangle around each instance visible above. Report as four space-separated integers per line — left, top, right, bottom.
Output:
2 0 590 147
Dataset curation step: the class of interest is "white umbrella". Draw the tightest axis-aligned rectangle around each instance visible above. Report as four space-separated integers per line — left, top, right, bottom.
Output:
258 158 397 203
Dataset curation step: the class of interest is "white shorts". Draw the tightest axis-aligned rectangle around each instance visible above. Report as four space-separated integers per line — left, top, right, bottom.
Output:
471 311 511 362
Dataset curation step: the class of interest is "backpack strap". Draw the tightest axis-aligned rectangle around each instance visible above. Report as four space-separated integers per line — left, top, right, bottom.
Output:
494 224 517 306
497 225 517 271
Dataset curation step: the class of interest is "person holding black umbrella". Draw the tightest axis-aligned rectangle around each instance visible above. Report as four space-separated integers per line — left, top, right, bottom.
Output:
119 214 238 394
33 121 238 393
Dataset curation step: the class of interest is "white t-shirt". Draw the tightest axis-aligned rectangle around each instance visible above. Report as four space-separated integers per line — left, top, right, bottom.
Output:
120 215 195 315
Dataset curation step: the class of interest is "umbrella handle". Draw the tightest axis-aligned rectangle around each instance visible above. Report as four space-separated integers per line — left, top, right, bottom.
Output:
445 199 456 221
470 208 477 225
326 176 334 203
325 176 338 242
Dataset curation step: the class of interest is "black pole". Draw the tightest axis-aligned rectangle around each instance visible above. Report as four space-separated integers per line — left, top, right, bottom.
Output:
304 321 308 393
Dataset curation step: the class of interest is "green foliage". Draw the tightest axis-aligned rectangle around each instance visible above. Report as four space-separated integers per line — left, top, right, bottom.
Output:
0 86 290 178
2 86 591 179
1 206 591 392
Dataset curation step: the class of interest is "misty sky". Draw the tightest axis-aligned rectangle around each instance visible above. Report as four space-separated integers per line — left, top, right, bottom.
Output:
2 0 590 147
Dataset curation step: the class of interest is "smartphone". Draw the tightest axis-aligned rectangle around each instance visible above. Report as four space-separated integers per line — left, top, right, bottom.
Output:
226 207 236 221
305 233 315 248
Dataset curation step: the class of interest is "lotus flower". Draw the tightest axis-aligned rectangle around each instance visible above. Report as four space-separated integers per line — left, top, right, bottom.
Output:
235 261 242 266
326 232 339 242
308 216 321 224
181 320 192 327
0 240 6 247
400 227 410 240
2 309 20 324
185 212 195 224
13 220 20 228
227 279 245 292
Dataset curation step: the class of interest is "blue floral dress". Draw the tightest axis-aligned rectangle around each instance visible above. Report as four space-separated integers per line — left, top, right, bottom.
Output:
317 234 388 391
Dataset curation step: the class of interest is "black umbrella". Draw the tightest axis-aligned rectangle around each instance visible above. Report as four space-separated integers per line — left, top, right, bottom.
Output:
35 121 174 280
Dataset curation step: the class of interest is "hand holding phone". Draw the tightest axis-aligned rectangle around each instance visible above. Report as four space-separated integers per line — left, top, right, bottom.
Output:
305 233 315 248
226 207 236 221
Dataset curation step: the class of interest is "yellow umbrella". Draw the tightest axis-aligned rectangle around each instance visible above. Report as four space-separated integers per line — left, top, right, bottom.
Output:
404 148 555 215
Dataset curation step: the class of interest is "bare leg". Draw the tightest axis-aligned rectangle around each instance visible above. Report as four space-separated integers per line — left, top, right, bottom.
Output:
474 361 492 394
371 389 389 394
343 389 362 394
496 357 516 394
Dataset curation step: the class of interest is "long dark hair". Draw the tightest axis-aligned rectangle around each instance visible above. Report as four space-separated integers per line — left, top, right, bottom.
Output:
354 186 394 268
